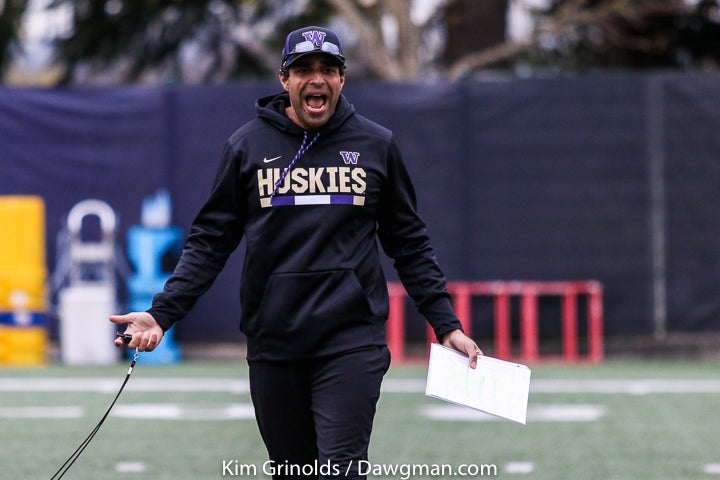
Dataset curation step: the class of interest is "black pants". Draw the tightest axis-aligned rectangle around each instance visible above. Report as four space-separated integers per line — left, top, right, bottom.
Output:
248 346 391 480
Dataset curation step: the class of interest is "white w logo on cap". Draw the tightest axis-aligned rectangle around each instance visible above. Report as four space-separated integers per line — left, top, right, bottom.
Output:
302 30 327 47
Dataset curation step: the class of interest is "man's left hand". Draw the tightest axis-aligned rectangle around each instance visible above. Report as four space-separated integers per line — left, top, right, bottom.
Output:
442 329 483 369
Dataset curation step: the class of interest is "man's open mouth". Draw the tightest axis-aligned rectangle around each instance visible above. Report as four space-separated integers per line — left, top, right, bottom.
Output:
305 94 327 113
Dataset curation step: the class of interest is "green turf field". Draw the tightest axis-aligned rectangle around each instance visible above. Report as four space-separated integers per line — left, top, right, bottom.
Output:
1 357 718 479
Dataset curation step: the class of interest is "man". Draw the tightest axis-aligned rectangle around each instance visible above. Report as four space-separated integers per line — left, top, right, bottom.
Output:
111 25 482 480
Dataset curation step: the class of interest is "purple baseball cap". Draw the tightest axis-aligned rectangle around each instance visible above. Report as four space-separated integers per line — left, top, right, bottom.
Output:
281 26 346 70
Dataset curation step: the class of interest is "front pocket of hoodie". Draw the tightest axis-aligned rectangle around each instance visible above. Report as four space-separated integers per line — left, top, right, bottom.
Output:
255 270 374 336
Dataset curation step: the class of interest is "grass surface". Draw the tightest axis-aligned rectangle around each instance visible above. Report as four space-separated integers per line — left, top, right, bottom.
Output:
1 358 718 479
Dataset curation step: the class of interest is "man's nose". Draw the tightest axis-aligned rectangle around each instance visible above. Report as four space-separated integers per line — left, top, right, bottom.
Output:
309 70 325 84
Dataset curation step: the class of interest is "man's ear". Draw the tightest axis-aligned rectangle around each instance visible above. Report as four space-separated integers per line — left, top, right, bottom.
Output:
278 70 290 91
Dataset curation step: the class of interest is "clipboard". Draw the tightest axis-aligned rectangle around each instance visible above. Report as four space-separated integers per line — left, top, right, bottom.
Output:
425 343 531 424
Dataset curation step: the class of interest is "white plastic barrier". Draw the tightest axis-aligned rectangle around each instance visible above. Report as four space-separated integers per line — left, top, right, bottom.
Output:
59 285 117 365
57 199 119 365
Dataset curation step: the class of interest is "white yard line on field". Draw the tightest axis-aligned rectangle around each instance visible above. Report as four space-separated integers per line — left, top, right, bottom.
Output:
111 403 256 420
1 378 720 394
0 378 250 393
0 406 83 418
115 461 147 473
528 379 720 395
419 404 606 422
504 462 535 474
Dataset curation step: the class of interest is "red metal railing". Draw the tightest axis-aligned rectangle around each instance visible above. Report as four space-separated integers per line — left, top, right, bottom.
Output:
386 281 603 364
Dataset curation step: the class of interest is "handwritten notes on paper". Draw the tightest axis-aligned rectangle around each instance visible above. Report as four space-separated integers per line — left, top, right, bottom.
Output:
425 343 531 424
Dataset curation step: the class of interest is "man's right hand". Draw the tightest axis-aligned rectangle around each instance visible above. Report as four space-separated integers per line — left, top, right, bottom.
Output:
110 312 164 351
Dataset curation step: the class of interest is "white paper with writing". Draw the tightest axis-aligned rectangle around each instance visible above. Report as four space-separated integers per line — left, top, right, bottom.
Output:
425 343 531 424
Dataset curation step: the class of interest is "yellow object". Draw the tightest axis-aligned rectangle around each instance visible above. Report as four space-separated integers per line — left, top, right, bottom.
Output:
0 196 48 366
0 326 47 366
0 196 47 311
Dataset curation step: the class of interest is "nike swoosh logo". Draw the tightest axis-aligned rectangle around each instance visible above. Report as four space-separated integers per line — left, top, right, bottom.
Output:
263 156 282 163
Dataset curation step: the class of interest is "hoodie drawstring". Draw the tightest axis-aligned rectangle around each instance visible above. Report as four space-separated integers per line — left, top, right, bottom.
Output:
270 130 320 200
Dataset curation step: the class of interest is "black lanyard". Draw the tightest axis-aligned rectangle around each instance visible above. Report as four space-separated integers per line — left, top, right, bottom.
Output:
50 349 139 479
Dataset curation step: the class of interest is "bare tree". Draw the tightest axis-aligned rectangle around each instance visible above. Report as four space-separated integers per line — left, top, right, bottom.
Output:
447 0 716 79
5 0 719 85
0 0 28 77
330 0 508 80
442 0 508 67
327 0 415 80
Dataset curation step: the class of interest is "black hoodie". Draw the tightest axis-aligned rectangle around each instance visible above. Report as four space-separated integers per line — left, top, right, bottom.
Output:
147 92 462 361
